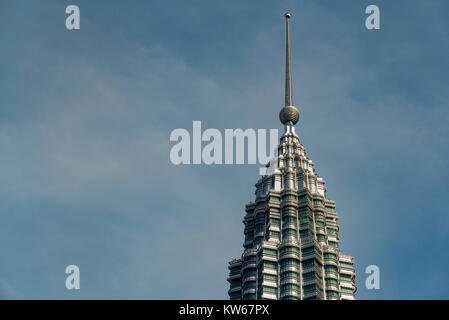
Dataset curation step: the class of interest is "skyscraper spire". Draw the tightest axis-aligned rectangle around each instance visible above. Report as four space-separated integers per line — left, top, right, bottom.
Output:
227 13 356 301
285 12 293 107
279 13 300 127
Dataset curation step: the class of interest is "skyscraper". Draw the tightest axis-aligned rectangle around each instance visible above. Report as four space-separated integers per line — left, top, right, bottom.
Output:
227 13 356 301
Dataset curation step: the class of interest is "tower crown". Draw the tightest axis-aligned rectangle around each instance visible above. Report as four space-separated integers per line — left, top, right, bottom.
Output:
227 14 356 301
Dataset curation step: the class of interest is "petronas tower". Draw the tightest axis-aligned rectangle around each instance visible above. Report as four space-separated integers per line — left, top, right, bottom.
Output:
227 13 356 300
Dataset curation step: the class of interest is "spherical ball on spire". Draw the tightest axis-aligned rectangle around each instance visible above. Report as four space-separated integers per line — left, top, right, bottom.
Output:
279 105 300 125
284 12 291 19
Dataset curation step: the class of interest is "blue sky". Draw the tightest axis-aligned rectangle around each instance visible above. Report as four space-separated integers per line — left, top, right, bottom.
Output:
0 0 448 299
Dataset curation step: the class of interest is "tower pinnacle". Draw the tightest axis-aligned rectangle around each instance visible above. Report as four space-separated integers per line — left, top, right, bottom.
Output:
227 13 356 301
279 12 300 126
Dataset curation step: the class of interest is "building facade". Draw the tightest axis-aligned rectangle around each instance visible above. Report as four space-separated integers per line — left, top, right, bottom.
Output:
227 13 356 300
